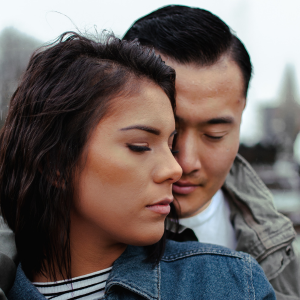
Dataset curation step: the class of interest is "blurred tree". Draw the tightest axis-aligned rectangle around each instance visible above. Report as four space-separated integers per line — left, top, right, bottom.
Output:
0 27 42 128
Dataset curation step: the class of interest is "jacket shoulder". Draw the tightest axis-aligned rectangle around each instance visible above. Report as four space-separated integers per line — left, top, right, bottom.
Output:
160 240 275 299
226 154 273 200
0 216 17 295
162 239 248 261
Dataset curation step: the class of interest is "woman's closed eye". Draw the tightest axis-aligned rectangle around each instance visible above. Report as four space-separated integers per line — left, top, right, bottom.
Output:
127 143 179 155
127 144 151 152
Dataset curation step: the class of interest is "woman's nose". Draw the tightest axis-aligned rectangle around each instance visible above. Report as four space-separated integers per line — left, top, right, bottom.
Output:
153 149 182 184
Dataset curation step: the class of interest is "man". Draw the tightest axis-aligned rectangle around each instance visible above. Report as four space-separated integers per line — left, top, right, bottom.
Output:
123 5 300 299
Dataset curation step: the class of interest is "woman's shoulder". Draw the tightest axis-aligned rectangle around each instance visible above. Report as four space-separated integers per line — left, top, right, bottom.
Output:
162 239 249 261
160 239 257 278
7 265 46 300
159 240 275 299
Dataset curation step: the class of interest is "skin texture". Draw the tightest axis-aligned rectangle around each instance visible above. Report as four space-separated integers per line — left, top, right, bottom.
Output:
161 55 246 218
66 81 182 277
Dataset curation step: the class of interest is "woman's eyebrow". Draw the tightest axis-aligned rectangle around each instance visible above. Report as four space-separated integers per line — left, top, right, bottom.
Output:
120 125 161 135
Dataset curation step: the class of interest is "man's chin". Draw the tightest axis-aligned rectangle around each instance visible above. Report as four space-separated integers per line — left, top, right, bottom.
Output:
173 191 213 218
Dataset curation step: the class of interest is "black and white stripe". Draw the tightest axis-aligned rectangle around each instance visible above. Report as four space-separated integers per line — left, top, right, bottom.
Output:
33 267 112 300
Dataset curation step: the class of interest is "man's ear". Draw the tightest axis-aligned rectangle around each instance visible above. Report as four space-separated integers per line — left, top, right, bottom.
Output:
242 98 247 110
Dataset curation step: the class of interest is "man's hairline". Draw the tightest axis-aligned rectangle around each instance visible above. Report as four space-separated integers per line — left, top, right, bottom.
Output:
157 51 248 98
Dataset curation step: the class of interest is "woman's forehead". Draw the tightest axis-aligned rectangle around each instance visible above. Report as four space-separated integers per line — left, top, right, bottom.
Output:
103 81 174 124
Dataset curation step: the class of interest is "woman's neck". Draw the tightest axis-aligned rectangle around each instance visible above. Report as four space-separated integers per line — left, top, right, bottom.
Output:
33 212 127 282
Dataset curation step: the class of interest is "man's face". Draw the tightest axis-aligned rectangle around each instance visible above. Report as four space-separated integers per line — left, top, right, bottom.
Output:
162 56 246 218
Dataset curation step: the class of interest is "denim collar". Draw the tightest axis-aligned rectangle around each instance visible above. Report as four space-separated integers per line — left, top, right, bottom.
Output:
8 264 46 299
10 247 159 300
105 245 160 300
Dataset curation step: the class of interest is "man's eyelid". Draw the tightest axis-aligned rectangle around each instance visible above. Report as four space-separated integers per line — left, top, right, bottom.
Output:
208 135 223 138
204 129 227 135
205 133 225 139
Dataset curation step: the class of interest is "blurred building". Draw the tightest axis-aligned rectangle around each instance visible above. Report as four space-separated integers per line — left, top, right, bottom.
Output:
0 27 41 127
239 66 300 234
261 66 300 160
240 66 300 190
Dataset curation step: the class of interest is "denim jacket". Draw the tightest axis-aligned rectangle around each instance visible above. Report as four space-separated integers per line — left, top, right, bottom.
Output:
8 240 275 300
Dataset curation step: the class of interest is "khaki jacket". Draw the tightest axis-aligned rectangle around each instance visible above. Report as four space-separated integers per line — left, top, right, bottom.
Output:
168 154 300 300
0 218 17 300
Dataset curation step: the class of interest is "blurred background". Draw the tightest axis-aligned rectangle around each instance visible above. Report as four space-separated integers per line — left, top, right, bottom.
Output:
1 0 300 238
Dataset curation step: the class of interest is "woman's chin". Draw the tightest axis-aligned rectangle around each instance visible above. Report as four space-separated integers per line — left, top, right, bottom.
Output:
128 229 165 247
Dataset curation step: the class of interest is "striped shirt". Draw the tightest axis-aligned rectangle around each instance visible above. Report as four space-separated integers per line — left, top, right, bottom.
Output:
33 267 112 300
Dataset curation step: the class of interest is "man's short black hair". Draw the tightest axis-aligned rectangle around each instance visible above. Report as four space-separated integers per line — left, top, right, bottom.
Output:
123 5 252 96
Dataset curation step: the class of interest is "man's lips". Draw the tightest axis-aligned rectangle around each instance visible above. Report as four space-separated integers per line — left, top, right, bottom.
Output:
172 181 199 195
146 198 173 215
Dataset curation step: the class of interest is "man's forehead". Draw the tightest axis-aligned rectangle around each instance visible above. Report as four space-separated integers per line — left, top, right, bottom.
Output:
174 62 244 103
160 54 243 90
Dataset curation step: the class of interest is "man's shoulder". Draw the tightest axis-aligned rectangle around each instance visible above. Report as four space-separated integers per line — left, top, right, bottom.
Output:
225 153 273 201
223 154 297 286
223 154 291 239
0 216 18 295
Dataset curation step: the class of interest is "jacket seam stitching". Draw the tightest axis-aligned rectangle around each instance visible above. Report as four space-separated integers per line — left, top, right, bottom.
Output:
248 227 296 257
157 262 160 300
162 249 245 261
249 257 255 300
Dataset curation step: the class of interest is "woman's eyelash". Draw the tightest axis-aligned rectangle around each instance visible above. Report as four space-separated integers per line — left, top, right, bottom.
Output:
127 144 151 152
127 144 179 154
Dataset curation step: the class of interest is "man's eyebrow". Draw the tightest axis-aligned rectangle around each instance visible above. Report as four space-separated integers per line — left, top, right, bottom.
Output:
206 117 234 125
176 116 234 125
120 125 161 135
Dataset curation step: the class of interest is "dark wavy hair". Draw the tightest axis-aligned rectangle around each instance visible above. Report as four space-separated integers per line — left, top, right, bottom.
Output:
123 5 252 96
0 32 176 280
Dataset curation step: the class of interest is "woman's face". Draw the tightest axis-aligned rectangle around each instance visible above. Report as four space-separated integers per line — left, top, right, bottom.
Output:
72 81 182 249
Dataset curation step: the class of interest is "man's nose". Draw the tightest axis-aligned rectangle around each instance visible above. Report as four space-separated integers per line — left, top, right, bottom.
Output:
175 132 201 175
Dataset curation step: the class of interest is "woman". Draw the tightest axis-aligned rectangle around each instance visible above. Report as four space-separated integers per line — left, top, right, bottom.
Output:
0 33 275 299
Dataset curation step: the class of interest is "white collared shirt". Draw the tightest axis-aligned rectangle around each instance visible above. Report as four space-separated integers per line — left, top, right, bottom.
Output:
179 189 237 249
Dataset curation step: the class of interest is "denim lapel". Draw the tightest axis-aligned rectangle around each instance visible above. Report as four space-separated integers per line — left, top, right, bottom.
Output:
105 245 160 300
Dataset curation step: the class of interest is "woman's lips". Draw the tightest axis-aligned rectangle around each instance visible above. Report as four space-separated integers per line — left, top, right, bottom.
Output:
172 182 198 195
146 199 173 214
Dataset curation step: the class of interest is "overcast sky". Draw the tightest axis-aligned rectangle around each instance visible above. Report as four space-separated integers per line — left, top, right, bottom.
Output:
1 0 300 143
